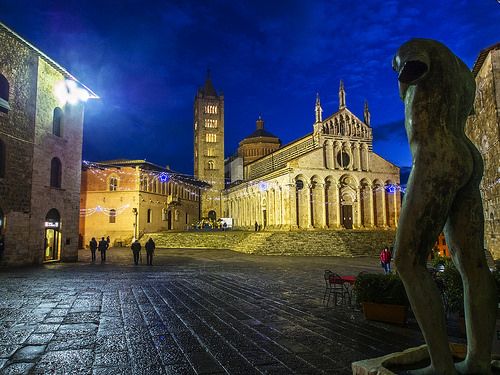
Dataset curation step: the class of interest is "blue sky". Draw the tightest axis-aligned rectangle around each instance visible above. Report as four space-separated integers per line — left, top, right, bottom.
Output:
2 0 499 175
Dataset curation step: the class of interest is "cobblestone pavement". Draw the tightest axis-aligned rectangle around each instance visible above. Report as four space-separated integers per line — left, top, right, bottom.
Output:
0 248 426 374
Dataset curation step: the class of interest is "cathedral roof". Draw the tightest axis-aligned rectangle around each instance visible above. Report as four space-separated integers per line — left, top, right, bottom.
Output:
199 70 218 97
472 42 500 77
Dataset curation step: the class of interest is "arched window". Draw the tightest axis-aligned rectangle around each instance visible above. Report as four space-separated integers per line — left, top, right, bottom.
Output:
109 209 116 223
0 74 10 114
208 160 215 170
147 209 152 223
50 157 62 188
0 138 5 178
109 176 118 191
52 107 63 137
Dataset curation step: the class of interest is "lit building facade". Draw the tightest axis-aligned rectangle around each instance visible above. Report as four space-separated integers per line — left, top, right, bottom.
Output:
223 82 401 230
0 22 97 265
79 159 208 247
465 42 500 258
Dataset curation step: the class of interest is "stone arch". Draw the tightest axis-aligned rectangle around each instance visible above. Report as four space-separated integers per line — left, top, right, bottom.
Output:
295 174 309 228
310 175 324 228
359 178 372 227
385 179 397 227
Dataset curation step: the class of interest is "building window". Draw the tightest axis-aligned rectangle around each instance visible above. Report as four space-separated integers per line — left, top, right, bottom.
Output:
206 133 217 143
204 105 218 114
147 209 152 223
50 157 62 188
206 148 215 156
0 74 10 114
0 139 5 178
52 107 63 137
109 209 116 223
204 118 218 128
109 176 118 191
336 151 350 168
207 160 215 170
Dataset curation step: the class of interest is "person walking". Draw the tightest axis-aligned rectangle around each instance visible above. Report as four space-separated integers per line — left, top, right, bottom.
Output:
131 239 141 265
254 221 258 232
106 236 111 247
380 246 392 274
145 237 155 266
98 237 109 262
89 237 97 262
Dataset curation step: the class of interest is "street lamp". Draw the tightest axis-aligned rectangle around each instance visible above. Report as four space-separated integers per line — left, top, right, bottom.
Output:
132 207 138 241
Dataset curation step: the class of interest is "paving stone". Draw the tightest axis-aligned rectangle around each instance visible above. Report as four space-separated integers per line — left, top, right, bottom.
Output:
0 248 432 374
0 362 34 375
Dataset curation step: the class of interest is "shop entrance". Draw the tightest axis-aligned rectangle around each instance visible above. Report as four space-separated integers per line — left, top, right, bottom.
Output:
44 208 61 261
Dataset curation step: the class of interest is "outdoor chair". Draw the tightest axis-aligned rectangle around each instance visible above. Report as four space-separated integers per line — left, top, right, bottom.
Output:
323 270 350 307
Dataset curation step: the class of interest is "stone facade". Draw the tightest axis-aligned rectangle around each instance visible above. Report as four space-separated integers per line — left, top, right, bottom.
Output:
465 43 500 258
0 22 96 265
193 74 225 219
79 160 207 247
224 83 401 230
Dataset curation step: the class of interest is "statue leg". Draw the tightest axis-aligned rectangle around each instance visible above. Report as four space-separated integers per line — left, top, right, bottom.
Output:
394 178 457 375
445 182 497 374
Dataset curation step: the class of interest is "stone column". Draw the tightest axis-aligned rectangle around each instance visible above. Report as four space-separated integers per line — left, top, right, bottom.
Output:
355 142 361 171
369 184 375 227
335 183 342 228
326 141 334 169
356 185 362 228
381 186 387 227
314 182 326 228
393 187 399 228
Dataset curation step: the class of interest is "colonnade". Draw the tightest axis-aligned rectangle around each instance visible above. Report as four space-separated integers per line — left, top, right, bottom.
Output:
225 175 400 230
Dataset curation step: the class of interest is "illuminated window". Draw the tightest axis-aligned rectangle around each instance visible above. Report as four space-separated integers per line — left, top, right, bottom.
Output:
52 107 63 137
0 138 4 178
207 148 215 156
207 160 215 170
50 158 62 188
204 105 218 114
0 74 10 114
206 133 217 143
109 209 116 223
109 176 118 191
204 119 218 128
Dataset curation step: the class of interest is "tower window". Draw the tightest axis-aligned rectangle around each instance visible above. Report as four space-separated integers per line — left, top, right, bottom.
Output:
109 209 116 223
52 107 63 137
204 118 218 128
206 133 217 143
50 157 62 188
0 74 10 114
207 148 215 156
207 160 215 170
109 176 118 191
147 209 152 223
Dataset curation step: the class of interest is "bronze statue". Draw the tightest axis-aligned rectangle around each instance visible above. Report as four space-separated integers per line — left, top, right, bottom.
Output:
393 39 497 374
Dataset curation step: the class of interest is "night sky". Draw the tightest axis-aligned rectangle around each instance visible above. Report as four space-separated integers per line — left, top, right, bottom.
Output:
2 1 499 176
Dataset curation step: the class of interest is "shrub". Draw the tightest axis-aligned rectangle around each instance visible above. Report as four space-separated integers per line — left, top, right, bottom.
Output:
355 273 409 306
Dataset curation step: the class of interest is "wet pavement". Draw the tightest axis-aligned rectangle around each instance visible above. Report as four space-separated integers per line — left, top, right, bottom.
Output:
0 248 427 374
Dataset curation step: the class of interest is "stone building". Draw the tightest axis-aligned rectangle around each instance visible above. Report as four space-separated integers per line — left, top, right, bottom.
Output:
193 72 225 219
223 82 401 230
0 22 97 265
466 43 500 258
79 159 208 247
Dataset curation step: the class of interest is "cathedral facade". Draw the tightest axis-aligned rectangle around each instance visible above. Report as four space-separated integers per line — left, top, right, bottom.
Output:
193 77 401 230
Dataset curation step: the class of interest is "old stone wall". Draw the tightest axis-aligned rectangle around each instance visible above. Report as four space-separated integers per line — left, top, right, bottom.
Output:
0 28 38 265
466 48 500 258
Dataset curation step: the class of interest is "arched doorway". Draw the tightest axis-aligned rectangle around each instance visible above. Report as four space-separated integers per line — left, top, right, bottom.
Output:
167 210 172 230
44 208 61 261
208 210 216 220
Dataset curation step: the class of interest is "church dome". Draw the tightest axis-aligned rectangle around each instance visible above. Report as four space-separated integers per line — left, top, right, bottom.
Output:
238 116 281 165
239 116 280 145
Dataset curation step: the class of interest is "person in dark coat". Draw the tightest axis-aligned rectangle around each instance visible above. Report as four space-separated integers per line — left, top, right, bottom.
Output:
145 238 155 266
254 221 258 232
106 236 111 246
131 240 141 265
98 237 109 262
89 237 97 262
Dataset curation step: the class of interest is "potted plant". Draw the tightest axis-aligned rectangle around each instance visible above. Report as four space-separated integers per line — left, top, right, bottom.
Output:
354 273 410 325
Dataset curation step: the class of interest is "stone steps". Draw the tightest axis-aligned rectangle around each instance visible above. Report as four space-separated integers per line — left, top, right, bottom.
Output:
147 230 396 257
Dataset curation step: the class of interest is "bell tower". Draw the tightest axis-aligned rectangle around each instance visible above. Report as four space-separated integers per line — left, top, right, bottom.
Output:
193 71 225 219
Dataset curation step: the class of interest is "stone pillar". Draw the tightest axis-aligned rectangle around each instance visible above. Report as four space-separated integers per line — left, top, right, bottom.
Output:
369 184 375 227
356 186 362 228
335 183 342 228
334 142 340 169
313 182 326 228
355 142 361 171
381 186 387 227
393 187 399 228
326 141 334 169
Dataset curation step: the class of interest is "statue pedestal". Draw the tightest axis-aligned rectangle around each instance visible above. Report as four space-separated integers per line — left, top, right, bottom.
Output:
351 343 467 374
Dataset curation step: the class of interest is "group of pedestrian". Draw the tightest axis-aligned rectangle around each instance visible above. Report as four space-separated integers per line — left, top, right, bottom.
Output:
131 238 156 265
89 236 110 262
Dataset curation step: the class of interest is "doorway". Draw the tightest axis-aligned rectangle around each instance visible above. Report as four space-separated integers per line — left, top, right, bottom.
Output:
263 209 267 228
342 205 353 229
44 208 61 261
167 210 172 230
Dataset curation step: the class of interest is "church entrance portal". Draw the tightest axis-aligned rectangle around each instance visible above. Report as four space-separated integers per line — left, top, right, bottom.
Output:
167 210 172 230
44 208 61 261
342 205 353 229
208 210 216 220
